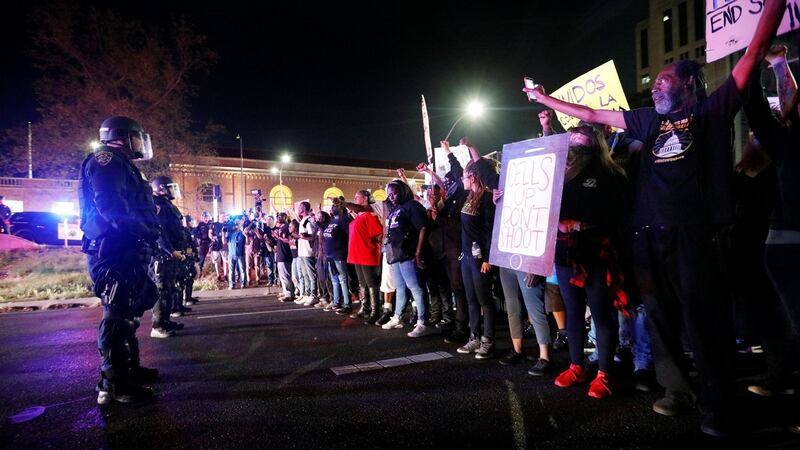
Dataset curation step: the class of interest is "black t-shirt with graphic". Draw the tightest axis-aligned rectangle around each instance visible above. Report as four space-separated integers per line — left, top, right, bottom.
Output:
460 191 495 259
385 200 428 263
623 76 742 227
275 223 293 263
560 158 628 229
323 216 350 261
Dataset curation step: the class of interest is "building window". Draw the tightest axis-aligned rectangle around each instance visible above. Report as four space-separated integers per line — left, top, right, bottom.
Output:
372 188 387 202
695 46 704 58
199 183 215 202
269 185 293 213
641 75 651 86
640 28 649 69
679 51 689 60
665 57 674 64
663 9 673 53
678 2 689 47
694 0 705 41
322 187 344 208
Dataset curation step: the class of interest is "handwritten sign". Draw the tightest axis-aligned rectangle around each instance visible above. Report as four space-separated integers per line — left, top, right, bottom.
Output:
424 145 471 185
551 60 630 131
489 133 569 276
705 0 800 62
57 222 83 241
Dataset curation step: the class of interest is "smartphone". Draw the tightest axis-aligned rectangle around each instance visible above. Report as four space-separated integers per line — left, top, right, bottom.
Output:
523 77 536 103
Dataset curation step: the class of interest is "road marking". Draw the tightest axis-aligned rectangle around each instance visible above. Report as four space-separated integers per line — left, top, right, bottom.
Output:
196 308 316 320
505 380 527 450
330 352 452 375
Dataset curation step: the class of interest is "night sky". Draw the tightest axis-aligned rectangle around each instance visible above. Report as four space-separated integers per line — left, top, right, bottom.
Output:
1 1 649 164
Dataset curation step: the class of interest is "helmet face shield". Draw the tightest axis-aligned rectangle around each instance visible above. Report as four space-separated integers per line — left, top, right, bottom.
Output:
165 182 182 200
130 132 153 160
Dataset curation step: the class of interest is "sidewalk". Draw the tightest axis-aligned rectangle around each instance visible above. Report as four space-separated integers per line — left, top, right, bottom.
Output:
0 286 280 312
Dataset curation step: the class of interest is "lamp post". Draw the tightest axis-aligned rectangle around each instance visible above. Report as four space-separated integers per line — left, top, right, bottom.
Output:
236 134 245 212
271 152 291 186
443 100 485 141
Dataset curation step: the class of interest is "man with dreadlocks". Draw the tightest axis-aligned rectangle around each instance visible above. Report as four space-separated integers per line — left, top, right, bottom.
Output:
523 0 787 438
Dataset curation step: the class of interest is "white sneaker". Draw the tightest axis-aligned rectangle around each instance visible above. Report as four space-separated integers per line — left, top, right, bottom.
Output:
150 328 174 339
381 315 403 330
302 297 319 306
170 311 183 318
315 300 329 309
294 295 308 305
407 323 434 338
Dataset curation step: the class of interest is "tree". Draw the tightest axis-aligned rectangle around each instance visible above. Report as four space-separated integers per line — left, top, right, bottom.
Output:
0 2 223 179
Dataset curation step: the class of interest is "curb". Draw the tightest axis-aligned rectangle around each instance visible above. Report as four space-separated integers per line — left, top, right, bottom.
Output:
0 286 279 313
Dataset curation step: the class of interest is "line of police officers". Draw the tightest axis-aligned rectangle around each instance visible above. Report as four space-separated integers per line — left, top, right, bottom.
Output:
79 116 199 405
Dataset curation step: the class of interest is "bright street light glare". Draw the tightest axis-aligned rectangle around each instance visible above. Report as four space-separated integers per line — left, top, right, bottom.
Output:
281 153 291 163
466 101 485 118
271 167 279 174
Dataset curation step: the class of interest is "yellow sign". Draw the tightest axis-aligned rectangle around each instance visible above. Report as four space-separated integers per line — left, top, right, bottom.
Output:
551 60 630 131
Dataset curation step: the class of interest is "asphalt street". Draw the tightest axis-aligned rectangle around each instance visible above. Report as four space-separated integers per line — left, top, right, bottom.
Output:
1 291 798 450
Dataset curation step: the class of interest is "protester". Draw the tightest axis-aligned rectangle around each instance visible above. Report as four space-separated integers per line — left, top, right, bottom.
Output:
381 179 434 337
456 158 497 359
343 190 384 323
523 0 786 434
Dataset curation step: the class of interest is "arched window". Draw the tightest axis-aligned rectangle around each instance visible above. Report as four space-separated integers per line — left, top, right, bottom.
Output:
269 185 293 213
372 188 387 202
322 187 344 208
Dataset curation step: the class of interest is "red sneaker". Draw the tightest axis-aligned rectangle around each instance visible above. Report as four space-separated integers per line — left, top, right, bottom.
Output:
554 363 587 388
588 371 612 399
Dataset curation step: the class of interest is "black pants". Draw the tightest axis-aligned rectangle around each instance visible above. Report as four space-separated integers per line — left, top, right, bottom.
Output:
425 256 452 320
461 255 495 339
556 261 618 373
354 264 380 289
445 249 468 332
150 257 179 328
633 225 734 415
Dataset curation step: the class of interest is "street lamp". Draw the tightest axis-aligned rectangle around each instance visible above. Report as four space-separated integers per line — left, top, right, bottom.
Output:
443 100 485 141
271 152 291 186
236 134 245 212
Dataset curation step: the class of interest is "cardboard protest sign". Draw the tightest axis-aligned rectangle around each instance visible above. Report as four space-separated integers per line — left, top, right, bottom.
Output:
489 133 569 276
551 60 630 131
421 95 433 164
705 0 800 62
424 145 471 185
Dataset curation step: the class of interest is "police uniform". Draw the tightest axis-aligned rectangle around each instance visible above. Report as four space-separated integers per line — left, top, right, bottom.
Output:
79 144 160 400
151 193 188 330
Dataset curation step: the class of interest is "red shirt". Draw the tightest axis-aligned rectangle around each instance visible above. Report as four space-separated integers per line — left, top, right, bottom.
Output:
347 212 382 266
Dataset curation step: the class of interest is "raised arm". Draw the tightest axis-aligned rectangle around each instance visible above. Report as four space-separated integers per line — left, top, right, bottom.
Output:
766 45 798 116
459 137 482 162
416 162 447 197
731 0 788 92
525 85 627 130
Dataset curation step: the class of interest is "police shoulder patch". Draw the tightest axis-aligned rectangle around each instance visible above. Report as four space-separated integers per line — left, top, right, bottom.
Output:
94 151 113 166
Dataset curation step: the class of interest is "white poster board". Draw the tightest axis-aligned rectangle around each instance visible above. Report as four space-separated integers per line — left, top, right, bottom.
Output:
705 0 800 62
424 145 471 185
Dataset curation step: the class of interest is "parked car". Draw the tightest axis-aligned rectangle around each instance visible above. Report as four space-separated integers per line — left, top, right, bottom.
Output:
9 211 82 246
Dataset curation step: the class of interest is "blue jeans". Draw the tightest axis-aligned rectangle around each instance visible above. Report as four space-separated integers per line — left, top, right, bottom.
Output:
499 267 550 344
291 259 303 293
263 252 276 284
228 255 247 287
277 261 294 298
297 256 317 296
328 260 350 306
391 259 426 321
619 305 654 371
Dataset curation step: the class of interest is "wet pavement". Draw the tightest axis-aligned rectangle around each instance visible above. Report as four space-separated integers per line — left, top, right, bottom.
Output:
1 291 798 449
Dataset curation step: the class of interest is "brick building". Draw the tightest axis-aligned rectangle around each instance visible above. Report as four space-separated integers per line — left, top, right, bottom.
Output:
0 148 419 220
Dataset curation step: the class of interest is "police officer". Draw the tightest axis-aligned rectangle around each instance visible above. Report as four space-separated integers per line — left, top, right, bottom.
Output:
182 216 200 307
150 175 188 337
79 116 161 404
193 211 212 272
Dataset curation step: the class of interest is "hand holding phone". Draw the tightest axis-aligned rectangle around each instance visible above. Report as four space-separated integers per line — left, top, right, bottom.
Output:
523 77 536 103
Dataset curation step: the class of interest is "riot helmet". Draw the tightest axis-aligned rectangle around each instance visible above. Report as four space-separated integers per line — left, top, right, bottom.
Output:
98 116 153 160
151 176 182 200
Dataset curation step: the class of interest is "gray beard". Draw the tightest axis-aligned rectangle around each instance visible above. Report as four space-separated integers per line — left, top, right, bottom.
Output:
653 93 675 114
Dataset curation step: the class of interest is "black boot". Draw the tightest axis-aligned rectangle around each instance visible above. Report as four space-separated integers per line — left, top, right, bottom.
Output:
364 288 382 325
350 286 370 319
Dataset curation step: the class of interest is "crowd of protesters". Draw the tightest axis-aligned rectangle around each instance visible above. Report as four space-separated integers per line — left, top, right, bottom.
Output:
166 1 800 438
